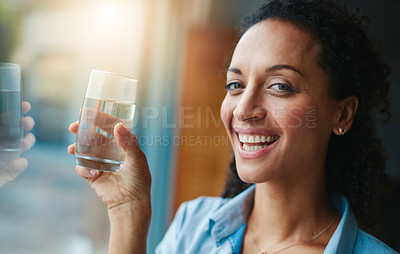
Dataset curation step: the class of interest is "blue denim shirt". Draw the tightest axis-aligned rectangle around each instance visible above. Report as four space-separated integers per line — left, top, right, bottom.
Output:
156 185 398 254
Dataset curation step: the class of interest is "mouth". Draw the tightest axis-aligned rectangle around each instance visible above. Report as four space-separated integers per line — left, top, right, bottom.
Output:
238 133 280 151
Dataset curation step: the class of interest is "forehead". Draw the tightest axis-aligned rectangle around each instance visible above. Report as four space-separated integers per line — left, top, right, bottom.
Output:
231 19 321 76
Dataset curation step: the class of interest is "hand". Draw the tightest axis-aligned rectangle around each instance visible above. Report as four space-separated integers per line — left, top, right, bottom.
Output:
69 112 152 254
0 101 36 187
68 118 151 211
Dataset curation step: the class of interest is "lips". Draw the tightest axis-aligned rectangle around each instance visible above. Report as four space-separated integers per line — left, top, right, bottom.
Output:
233 127 280 158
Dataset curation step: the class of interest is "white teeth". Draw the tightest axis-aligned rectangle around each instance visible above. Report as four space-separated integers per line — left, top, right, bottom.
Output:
242 144 265 151
238 133 280 144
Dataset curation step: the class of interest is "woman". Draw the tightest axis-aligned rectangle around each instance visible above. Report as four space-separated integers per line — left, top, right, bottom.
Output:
68 0 397 253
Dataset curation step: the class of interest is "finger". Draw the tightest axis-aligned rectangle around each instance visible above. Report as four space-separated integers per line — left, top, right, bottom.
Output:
114 123 151 196
22 133 36 151
22 116 35 131
22 101 31 114
84 108 129 136
114 123 142 157
75 165 100 180
69 121 79 134
68 144 76 155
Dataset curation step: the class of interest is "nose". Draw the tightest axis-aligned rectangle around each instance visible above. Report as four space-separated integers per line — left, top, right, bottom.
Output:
233 89 266 122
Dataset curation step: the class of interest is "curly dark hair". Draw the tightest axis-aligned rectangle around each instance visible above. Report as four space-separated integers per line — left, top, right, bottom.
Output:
221 0 392 231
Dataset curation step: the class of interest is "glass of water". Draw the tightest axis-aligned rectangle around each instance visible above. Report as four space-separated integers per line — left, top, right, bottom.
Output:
75 70 138 172
0 63 23 160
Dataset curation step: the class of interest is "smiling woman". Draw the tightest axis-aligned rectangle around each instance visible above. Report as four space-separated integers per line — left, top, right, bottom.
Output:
221 0 392 229
220 18 362 253
68 0 397 253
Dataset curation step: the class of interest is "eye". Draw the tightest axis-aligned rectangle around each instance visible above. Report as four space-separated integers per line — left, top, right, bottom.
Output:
270 83 294 93
224 82 245 92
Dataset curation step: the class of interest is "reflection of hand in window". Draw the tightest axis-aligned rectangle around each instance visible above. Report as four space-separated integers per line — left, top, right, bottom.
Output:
0 101 36 187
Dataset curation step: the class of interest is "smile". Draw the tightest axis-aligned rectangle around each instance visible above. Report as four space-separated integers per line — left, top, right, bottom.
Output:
238 134 279 151
238 133 280 152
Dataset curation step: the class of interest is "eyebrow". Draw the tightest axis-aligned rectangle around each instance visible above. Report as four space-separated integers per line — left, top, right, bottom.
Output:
227 65 304 77
267 64 304 77
227 67 242 74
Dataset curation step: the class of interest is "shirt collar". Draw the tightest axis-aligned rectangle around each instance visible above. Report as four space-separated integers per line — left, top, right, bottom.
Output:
208 185 255 243
324 193 358 254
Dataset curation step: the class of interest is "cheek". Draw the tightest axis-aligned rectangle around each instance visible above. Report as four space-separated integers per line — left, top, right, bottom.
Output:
285 106 315 129
276 104 319 156
278 103 332 160
279 102 333 137
273 102 312 130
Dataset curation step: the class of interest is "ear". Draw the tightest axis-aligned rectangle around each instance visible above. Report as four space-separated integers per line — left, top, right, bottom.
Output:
333 95 358 135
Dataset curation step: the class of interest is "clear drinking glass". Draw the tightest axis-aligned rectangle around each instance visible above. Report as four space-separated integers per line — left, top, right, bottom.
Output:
0 63 23 160
75 70 138 172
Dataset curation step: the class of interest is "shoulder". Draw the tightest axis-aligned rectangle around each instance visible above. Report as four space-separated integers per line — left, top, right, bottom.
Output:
354 229 398 254
155 196 229 253
182 195 228 211
156 186 256 253
172 196 229 229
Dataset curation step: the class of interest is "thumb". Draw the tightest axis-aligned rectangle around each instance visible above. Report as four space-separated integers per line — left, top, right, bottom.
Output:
114 123 142 157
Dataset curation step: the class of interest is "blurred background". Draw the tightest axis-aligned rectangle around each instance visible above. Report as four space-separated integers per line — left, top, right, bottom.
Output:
0 0 399 253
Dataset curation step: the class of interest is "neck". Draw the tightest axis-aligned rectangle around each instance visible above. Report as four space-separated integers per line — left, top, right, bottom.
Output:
248 167 337 245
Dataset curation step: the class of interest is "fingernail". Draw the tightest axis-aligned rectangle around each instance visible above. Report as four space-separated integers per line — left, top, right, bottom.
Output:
89 170 96 176
117 123 129 135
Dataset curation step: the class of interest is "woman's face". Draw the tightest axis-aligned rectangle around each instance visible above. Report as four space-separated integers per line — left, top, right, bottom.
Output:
221 19 340 183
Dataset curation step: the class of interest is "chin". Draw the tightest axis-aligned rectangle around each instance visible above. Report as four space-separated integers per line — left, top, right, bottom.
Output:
236 162 281 184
